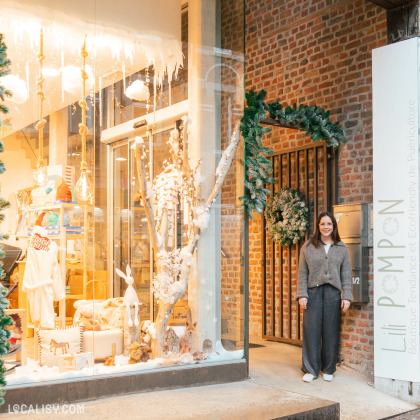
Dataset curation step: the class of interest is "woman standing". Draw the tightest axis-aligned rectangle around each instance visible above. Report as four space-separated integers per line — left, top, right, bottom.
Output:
297 211 353 382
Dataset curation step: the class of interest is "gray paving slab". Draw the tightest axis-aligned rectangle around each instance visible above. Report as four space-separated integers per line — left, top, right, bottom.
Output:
0 339 417 419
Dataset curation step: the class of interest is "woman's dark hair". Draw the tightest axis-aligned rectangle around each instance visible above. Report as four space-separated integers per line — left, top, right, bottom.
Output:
310 211 341 247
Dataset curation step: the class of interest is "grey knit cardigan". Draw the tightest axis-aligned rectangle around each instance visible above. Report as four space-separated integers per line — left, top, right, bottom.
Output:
297 240 353 302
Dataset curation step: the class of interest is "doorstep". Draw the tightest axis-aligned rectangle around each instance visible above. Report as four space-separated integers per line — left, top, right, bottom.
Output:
1 359 247 413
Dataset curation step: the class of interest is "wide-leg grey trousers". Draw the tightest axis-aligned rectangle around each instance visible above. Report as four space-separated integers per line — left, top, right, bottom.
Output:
301 284 341 377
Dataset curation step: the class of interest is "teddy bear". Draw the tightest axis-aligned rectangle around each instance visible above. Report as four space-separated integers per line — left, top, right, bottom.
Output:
104 356 115 366
128 341 150 364
76 315 101 331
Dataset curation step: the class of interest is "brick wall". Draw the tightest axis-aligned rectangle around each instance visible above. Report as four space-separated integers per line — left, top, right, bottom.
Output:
245 0 387 377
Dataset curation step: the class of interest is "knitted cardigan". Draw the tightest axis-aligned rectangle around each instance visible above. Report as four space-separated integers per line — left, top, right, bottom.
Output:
297 240 353 302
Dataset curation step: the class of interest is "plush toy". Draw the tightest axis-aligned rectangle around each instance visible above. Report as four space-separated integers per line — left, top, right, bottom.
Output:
104 356 115 366
179 321 197 354
128 341 150 364
35 212 46 226
56 181 72 202
48 211 59 226
76 315 101 331
116 265 141 327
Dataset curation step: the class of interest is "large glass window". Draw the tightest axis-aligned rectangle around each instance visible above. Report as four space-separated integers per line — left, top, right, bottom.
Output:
0 0 245 388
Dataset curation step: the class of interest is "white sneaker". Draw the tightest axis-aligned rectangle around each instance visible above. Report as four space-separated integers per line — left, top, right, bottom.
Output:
323 373 333 381
303 373 316 382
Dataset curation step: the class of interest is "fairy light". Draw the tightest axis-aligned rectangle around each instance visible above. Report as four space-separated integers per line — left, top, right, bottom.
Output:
33 28 48 187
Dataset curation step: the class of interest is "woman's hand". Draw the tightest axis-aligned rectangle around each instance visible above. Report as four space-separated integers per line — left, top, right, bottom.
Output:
299 297 308 309
341 299 351 313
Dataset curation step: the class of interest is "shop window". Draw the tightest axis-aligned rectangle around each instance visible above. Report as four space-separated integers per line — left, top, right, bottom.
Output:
0 0 245 388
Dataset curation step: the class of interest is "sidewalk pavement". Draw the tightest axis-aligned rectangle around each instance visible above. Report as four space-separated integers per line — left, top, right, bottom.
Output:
1 339 417 419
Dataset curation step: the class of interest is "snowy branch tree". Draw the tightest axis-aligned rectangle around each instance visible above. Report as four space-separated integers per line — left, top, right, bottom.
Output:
133 117 240 358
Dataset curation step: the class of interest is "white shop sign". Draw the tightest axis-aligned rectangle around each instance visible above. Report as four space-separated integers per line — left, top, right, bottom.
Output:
373 37 420 381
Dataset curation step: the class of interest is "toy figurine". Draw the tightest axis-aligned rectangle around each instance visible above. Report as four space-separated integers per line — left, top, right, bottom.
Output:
116 265 140 327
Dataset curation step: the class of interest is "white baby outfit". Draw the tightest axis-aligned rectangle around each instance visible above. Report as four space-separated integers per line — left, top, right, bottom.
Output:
22 226 65 328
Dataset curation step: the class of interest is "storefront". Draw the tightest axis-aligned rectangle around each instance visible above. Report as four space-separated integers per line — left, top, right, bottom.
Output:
0 0 246 407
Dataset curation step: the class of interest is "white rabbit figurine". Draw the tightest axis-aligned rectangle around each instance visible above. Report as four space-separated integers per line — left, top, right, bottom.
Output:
116 265 141 327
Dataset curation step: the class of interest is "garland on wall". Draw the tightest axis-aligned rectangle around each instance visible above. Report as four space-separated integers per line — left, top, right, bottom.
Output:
0 32 13 405
265 187 308 247
240 89 347 218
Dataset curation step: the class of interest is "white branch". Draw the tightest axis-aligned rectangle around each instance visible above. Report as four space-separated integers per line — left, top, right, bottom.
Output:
206 124 240 208
180 123 241 280
132 137 163 251
161 208 169 250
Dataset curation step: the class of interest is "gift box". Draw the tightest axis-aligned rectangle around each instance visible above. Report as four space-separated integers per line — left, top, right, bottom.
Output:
42 353 74 372
44 352 93 372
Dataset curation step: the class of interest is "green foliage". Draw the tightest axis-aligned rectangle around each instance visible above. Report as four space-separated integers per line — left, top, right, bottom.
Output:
265 187 308 247
266 100 346 148
240 90 347 218
0 32 11 405
240 90 274 217
0 34 11 107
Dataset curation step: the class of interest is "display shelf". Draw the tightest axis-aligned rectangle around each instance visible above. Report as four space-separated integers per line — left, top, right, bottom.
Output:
66 294 85 300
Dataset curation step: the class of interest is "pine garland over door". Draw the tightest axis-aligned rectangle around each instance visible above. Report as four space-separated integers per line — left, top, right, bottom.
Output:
240 89 346 217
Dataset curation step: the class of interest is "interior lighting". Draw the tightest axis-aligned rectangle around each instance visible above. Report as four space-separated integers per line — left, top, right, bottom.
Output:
33 28 48 187
75 36 93 203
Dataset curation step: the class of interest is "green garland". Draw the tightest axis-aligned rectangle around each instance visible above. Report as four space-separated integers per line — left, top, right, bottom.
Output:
240 90 346 218
0 32 12 405
265 188 308 247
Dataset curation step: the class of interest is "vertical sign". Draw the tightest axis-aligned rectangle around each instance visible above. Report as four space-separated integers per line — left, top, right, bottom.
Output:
373 38 420 381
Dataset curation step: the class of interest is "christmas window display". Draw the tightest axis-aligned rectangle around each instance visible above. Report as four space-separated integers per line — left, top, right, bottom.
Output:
0 0 245 388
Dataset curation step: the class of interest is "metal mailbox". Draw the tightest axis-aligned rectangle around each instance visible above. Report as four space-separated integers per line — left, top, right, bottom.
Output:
333 203 370 303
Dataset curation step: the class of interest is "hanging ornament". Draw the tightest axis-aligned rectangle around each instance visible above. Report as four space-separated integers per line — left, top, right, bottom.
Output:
75 169 92 202
33 165 48 187
75 35 94 203
33 28 48 187
62 64 94 96
0 75 28 104
125 79 149 102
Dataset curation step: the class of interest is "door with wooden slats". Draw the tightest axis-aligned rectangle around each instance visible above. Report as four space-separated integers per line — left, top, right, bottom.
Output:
262 142 336 344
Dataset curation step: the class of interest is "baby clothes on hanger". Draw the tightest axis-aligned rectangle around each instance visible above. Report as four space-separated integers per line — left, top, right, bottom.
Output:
22 226 65 328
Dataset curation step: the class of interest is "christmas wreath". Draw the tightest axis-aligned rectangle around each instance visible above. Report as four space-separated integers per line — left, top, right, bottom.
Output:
265 187 308 246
